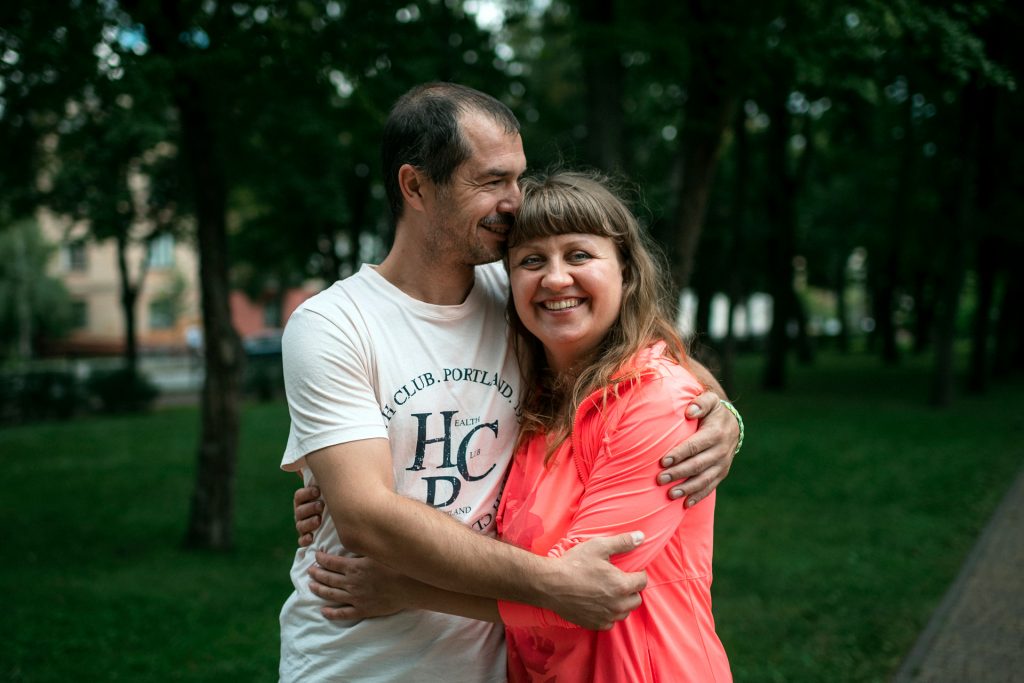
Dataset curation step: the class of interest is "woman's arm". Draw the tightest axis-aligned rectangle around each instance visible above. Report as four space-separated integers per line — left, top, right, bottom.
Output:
500 367 701 628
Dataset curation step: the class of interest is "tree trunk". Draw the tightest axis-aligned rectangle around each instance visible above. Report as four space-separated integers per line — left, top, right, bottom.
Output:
992 256 1024 375
966 82 999 394
911 270 934 354
579 0 624 172
133 0 243 549
794 291 814 365
671 90 738 293
115 230 141 379
761 88 797 391
871 268 900 364
929 255 966 407
834 256 850 353
929 83 978 408
967 237 997 393
177 79 243 551
720 291 738 397
13 224 33 360
719 105 749 395
876 99 916 365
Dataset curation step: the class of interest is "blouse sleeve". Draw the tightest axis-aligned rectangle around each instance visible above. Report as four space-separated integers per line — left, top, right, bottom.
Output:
499 364 702 628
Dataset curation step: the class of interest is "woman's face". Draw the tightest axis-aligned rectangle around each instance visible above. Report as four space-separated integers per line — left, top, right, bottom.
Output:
508 232 624 373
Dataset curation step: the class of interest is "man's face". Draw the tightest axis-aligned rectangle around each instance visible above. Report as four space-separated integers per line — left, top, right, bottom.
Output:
423 112 527 267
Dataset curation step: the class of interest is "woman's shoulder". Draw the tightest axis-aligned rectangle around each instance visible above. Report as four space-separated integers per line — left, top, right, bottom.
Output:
625 342 703 393
578 342 702 428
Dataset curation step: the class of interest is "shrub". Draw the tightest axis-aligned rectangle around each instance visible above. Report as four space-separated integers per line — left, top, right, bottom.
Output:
0 369 83 424
85 368 159 413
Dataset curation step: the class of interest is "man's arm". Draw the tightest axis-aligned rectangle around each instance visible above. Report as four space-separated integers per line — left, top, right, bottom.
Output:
657 358 741 507
305 437 646 630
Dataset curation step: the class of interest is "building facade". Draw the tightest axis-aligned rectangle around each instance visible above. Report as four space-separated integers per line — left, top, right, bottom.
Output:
37 207 320 357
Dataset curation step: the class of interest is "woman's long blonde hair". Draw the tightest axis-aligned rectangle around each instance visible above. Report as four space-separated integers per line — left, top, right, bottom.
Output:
505 170 690 460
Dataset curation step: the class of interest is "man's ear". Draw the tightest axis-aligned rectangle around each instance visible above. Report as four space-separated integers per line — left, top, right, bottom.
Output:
398 164 428 213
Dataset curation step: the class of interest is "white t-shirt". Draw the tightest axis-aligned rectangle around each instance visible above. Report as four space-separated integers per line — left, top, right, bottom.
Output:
279 262 521 682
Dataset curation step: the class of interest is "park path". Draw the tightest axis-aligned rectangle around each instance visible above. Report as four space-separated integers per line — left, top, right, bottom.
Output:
892 463 1024 682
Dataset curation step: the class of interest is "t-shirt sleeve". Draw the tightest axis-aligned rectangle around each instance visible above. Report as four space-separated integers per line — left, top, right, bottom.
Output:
499 364 702 628
279 304 388 472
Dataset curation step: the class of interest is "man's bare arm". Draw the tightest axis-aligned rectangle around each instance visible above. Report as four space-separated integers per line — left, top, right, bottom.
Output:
305 438 646 630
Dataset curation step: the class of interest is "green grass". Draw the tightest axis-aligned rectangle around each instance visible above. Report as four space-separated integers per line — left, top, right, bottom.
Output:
0 401 298 682
1 353 1021 682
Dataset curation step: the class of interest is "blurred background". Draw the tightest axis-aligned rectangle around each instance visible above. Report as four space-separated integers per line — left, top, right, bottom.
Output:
1 1 1022 681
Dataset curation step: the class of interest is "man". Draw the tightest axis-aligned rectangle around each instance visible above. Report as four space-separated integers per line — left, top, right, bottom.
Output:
279 83 740 682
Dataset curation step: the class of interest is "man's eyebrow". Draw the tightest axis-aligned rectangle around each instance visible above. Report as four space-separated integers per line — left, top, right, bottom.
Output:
481 167 516 178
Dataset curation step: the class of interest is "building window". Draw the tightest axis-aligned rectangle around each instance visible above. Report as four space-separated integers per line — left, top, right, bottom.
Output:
62 241 88 272
149 299 175 330
71 300 88 329
148 234 175 268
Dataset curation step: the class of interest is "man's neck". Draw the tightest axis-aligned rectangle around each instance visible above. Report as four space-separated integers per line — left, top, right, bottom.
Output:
376 244 478 305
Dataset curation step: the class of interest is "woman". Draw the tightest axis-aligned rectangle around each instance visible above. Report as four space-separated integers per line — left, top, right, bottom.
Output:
312 170 731 682
495 170 731 681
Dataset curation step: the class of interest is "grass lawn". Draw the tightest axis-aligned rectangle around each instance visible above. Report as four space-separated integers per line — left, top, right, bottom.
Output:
1 351 1021 682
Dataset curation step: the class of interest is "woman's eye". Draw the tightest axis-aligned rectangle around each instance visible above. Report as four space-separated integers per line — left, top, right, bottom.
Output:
567 251 591 262
519 255 543 268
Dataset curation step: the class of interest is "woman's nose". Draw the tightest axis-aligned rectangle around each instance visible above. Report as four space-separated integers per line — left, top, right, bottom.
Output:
541 262 572 289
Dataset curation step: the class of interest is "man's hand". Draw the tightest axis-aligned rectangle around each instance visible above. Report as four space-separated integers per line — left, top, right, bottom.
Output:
543 532 648 630
294 485 324 547
308 550 406 620
658 391 740 507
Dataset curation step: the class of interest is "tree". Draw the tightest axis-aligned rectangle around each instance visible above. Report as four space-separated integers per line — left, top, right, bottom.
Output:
0 219 73 360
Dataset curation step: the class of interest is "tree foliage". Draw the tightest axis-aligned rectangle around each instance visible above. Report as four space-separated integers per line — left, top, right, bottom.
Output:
1 0 1020 544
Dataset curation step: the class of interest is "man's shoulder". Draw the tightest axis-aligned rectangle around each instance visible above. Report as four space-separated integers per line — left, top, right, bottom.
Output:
283 271 379 346
291 268 381 318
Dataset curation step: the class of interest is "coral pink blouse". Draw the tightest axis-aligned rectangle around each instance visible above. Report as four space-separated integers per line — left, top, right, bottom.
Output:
497 345 731 683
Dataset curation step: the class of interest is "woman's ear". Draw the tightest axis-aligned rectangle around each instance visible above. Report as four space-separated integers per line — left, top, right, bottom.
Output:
398 164 428 213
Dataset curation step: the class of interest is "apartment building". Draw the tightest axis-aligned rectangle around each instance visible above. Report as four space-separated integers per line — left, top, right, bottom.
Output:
37 207 319 357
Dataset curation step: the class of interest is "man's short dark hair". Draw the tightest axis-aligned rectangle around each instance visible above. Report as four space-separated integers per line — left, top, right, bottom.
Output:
382 82 521 224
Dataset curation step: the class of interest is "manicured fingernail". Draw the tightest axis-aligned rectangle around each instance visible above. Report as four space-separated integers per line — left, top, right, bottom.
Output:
686 405 701 417
631 531 645 545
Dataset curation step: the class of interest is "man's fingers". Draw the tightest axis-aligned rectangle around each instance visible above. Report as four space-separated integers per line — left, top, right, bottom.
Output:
660 430 714 469
308 578 350 604
309 562 346 589
586 530 645 558
295 500 324 521
298 532 314 548
668 457 730 506
296 514 321 536
321 605 357 620
685 390 720 419
293 485 322 507
314 549 352 573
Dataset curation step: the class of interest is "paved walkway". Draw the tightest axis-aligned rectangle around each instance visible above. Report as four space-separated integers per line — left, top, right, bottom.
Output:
893 464 1024 682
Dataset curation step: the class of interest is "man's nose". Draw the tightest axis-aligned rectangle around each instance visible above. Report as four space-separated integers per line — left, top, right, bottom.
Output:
498 181 522 214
